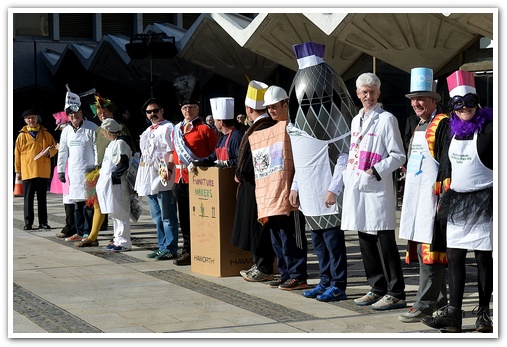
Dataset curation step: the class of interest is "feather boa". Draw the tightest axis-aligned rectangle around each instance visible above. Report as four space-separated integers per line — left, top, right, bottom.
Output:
449 107 493 139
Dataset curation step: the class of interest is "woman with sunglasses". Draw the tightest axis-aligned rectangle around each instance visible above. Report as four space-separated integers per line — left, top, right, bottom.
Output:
422 70 493 333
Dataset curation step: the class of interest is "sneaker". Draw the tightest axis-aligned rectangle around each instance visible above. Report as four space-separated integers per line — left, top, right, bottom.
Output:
155 251 177 261
316 286 347 302
398 307 429 323
82 234 89 241
105 243 116 250
371 294 407 311
267 278 287 288
303 284 327 298
109 245 131 252
278 278 308 291
75 238 99 247
173 252 191 266
240 264 257 278
354 291 383 306
64 234 80 242
146 250 163 258
243 268 274 282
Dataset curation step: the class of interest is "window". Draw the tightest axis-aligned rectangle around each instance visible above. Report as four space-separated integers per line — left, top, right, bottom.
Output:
102 13 135 36
14 13 49 37
60 13 93 39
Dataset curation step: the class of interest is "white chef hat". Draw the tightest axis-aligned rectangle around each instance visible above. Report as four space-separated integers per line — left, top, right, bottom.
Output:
210 97 234 120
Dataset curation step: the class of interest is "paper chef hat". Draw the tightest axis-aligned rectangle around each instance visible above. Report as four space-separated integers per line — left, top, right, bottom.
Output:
292 42 325 69
64 85 81 113
244 80 269 110
447 70 476 98
405 67 441 102
210 97 234 120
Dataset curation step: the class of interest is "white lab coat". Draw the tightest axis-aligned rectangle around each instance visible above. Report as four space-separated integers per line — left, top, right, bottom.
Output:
57 120 98 201
134 121 175 197
341 104 405 234
96 139 132 214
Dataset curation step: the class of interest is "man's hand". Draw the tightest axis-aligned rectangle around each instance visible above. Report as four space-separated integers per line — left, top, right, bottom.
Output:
58 173 66 183
289 190 299 208
187 162 198 175
324 191 337 208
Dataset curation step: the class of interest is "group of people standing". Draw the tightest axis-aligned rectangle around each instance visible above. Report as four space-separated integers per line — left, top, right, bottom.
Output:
15 63 493 333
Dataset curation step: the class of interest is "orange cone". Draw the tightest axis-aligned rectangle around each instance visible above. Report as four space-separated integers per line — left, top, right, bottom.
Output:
13 176 24 197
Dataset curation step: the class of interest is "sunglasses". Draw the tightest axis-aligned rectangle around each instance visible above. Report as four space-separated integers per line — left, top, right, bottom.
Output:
146 108 160 114
451 94 479 110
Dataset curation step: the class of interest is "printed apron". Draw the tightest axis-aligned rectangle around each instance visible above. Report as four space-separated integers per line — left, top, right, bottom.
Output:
399 129 439 243
447 133 493 250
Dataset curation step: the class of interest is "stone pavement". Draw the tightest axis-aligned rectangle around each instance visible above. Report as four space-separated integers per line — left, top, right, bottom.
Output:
8 192 496 338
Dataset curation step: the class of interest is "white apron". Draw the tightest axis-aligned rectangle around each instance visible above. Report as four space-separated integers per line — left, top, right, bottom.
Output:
289 128 347 216
67 130 96 201
399 129 439 243
447 133 493 250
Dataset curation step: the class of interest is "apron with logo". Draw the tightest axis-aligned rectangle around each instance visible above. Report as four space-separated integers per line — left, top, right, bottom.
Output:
447 132 493 250
399 129 439 243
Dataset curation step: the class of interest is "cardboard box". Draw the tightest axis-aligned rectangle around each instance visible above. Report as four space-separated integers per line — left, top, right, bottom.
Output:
189 167 254 277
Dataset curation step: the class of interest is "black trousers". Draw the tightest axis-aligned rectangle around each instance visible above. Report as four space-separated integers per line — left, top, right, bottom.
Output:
253 224 275 274
22 177 48 227
176 183 190 254
358 230 406 299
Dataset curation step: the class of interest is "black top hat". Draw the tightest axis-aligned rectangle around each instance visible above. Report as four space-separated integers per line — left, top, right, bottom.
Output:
173 75 200 106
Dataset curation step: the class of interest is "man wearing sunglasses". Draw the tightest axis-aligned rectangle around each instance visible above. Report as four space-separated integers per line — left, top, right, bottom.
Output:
134 98 179 261
172 75 218 266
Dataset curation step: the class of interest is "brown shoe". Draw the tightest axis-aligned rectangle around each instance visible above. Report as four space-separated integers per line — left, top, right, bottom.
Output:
75 238 99 247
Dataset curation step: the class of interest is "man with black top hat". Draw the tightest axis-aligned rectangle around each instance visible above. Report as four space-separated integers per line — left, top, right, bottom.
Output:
134 98 179 261
172 75 218 265
15 109 58 230
57 86 98 241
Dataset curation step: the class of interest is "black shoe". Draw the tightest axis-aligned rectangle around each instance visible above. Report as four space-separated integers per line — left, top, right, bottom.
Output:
39 224 52 230
173 252 191 266
23 225 32 230
474 305 493 333
420 305 462 333
155 251 177 261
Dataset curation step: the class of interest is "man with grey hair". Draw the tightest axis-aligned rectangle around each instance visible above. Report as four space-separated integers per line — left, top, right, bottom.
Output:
341 72 407 311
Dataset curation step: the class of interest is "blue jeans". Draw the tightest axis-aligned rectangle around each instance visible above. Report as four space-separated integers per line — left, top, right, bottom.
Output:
311 227 347 290
147 190 178 254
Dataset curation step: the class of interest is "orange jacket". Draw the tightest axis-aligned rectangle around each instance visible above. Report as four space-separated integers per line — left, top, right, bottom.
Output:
15 125 57 180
